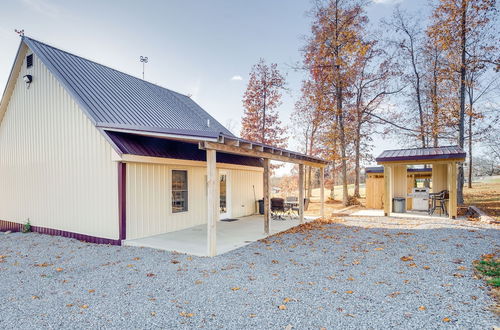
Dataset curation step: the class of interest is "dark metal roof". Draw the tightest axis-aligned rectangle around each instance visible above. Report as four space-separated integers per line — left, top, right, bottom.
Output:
23 37 233 137
376 146 466 163
18 37 327 165
106 131 263 167
365 166 432 173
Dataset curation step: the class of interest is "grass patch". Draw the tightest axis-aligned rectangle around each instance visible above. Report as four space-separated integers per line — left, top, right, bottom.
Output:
475 258 500 287
473 253 500 315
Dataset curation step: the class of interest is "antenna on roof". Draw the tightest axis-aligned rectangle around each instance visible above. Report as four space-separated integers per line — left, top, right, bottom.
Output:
15 29 25 37
139 56 148 80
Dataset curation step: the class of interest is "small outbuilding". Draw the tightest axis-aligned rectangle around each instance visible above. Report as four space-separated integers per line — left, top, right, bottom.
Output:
369 146 466 219
365 167 432 209
0 37 327 256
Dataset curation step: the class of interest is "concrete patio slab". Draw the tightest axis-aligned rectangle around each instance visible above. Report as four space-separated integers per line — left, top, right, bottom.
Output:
123 215 317 256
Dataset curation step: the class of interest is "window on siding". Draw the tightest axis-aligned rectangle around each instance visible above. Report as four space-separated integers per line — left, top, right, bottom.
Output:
26 54 33 68
172 170 188 213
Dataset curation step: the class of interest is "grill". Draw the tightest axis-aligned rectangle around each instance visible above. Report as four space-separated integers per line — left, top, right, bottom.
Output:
408 187 429 211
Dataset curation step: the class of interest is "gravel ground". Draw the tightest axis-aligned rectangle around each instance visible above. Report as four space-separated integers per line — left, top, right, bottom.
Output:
0 216 499 329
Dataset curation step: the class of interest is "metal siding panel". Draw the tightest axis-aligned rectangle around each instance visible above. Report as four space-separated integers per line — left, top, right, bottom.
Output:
0 52 119 239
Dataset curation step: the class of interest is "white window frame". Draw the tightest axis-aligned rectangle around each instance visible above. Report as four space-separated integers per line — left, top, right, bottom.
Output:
171 169 189 213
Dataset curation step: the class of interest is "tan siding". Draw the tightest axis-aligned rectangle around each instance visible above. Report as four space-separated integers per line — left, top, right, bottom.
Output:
0 50 118 239
126 162 263 240
365 174 384 209
231 169 263 218
126 163 208 239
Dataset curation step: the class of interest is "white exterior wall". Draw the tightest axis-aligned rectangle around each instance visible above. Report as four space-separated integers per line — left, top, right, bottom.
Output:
231 169 263 218
126 161 263 240
0 49 119 239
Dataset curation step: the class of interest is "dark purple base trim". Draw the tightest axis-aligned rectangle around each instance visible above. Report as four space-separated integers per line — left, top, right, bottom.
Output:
0 219 121 245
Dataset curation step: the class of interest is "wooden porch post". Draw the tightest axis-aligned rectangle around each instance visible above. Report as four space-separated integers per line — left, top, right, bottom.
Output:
448 162 457 219
299 163 305 224
206 149 218 257
320 166 325 218
263 158 270 234
383 165 392 216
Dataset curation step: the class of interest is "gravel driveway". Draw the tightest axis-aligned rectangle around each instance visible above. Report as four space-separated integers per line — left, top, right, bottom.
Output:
0 216 498 329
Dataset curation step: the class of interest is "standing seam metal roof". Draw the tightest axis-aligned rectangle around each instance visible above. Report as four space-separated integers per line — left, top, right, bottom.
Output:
23 37 234 137
376 146 466 163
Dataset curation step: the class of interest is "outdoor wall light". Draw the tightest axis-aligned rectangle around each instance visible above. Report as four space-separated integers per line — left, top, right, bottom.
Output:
23 74 32 86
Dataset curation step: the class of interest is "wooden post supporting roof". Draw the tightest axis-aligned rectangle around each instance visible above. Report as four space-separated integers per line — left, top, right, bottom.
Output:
383 165 392 216
320 167 325 218
263 158 270 234
299 164 305 224
448 162 457 219
206 149 218 257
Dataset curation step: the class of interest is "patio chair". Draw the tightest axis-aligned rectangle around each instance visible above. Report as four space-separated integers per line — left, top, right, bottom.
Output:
291 198 310 218
429 190 449 216
271 198 286 220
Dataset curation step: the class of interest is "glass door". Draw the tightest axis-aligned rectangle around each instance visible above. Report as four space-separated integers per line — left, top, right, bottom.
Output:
219 170 231 219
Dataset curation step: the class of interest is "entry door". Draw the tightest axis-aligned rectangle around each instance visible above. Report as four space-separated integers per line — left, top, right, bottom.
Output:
219 170 231 219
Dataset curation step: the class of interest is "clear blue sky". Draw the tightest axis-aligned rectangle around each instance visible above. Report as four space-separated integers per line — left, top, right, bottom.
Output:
0 0 428 170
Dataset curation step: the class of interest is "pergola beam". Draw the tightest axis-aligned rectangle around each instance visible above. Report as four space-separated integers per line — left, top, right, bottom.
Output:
200 141 326 167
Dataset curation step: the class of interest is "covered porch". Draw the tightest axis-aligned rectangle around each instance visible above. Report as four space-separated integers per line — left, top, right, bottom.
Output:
200 136 328 256
375 146 466 219
123 214 319 256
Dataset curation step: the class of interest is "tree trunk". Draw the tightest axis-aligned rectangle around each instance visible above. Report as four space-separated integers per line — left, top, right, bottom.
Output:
338 85 348 206
353 121 361 198
468 103 473 189
330 162 336 200
457 0 467 204
432 59 439 147
307 166 313 199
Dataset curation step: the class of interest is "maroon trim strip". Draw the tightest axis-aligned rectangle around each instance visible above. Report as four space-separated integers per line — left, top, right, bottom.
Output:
0 219 121 245
118 162 127 240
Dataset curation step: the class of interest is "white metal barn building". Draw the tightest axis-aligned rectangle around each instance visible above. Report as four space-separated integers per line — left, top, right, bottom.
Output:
0 37 327 256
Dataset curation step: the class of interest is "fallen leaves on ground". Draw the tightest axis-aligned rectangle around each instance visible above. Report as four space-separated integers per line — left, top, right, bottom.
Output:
388 292 401 298
55 267 63 272
146 273 155 277
179 312 194 317
34 262 52 267
418 306 426 311
171 260 180 264
278 305 287 310
80 305 89 309
345 290 354 294
443 317 451 322
231 287 240 291
400 256 413 262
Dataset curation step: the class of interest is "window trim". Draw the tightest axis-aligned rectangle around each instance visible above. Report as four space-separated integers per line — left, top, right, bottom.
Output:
171 169 188 214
